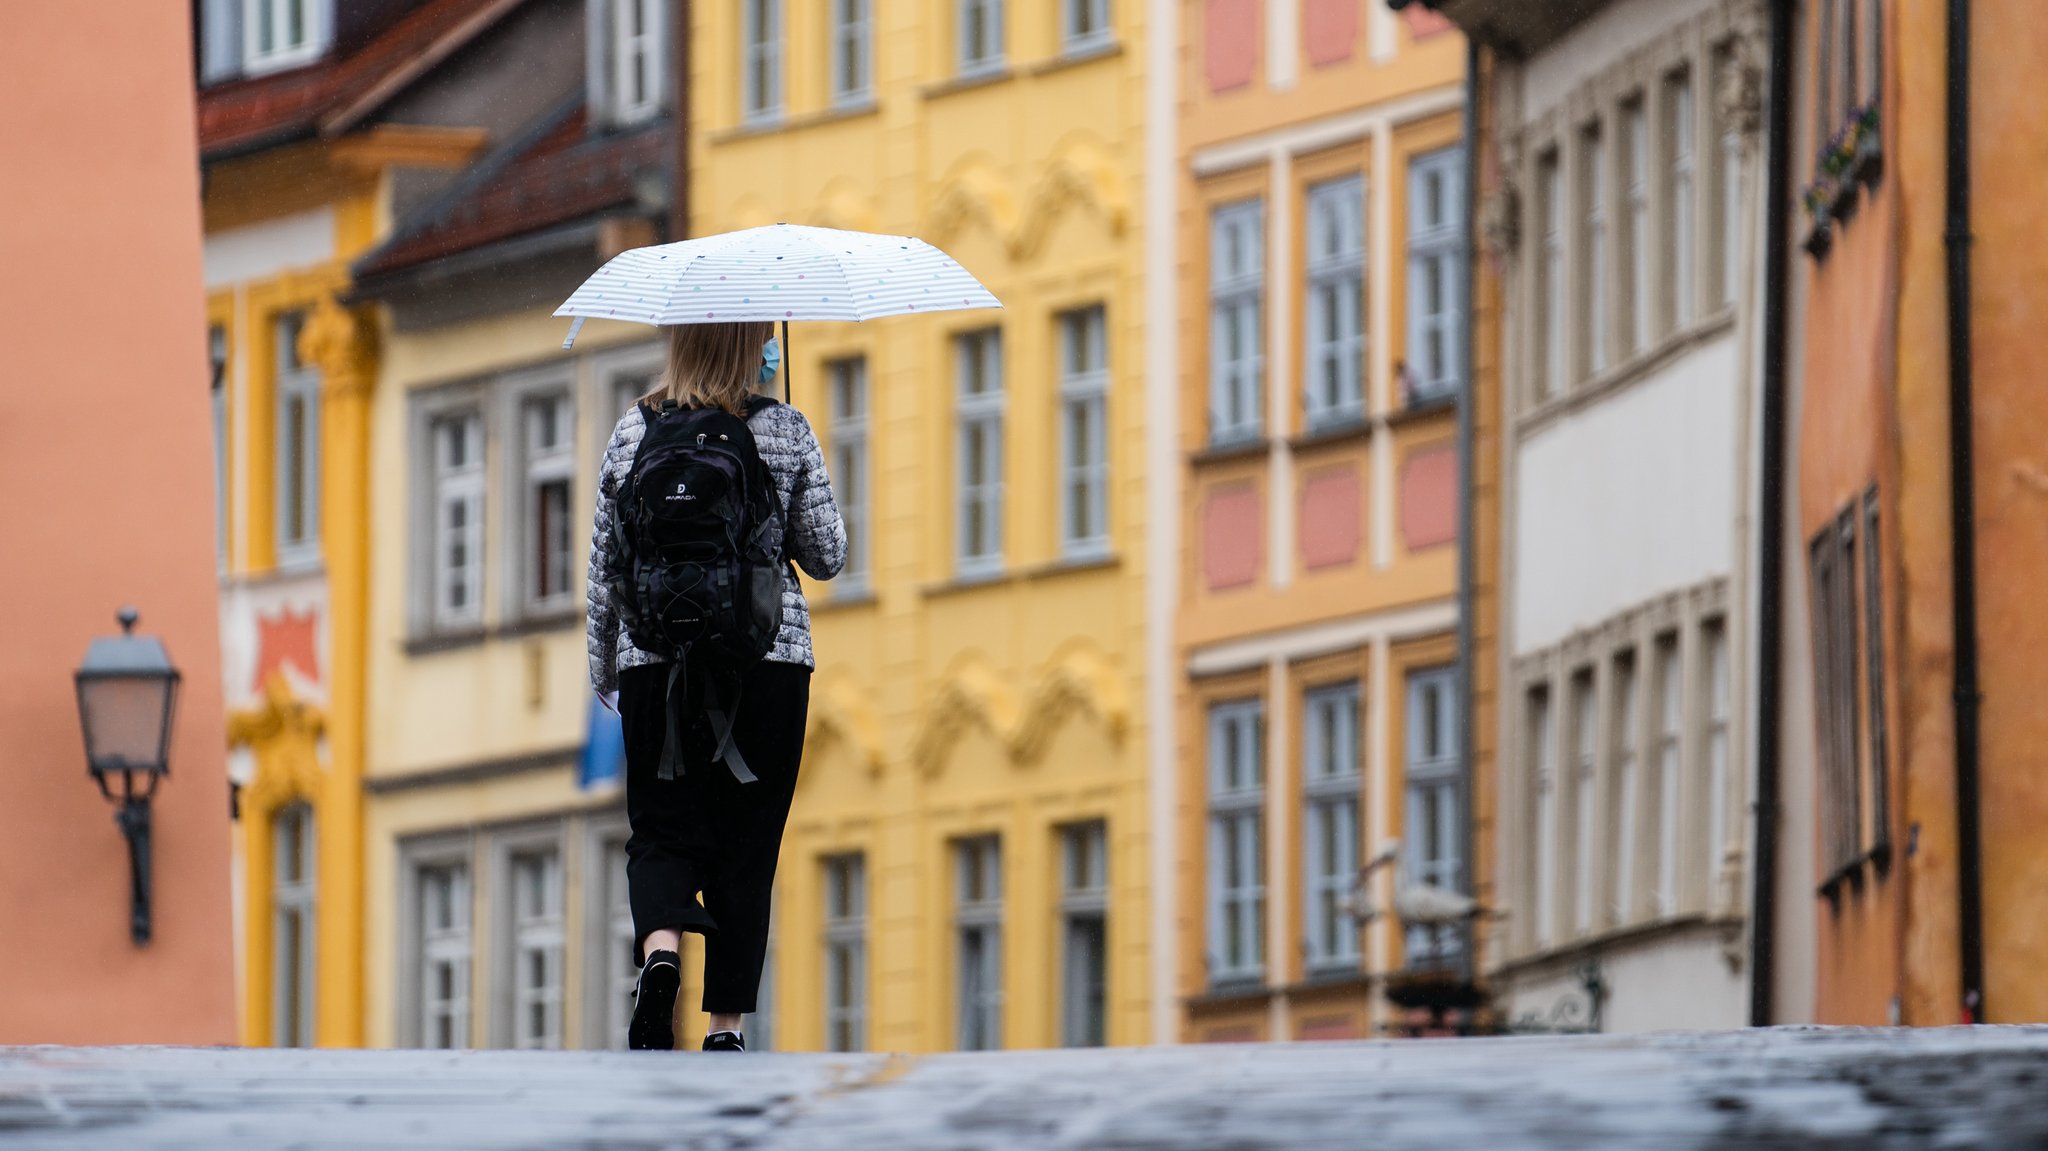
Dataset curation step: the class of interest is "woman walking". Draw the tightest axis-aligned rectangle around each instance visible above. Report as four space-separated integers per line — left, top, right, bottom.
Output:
587 321 845 1052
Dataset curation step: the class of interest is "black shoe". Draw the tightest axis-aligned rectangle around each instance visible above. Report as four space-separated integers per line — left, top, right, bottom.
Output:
628 951 681 1051
702 1030 745 1052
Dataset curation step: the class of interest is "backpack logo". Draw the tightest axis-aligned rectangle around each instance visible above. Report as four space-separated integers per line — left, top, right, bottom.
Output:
665 482 695 502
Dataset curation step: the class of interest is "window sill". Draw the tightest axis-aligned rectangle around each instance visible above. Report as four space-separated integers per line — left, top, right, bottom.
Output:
921 66 1014 101
1186 979 1270 1009
1026 40 1124 77
402 611 580 656
404 627 489 657
1515 309 1737 440
711 99 881 144
1490 911 1738 981
1288 967 1374 995
1023 552 1120 581
1189 436 1271 467
920 569 1013 599
1288 418 1373 452
813 586 879 613
1386 391 1458 429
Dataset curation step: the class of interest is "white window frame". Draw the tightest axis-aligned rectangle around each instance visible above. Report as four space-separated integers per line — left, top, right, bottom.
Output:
1403 667 1462 966
501 842 565 1051
1702 618 1731 901
954 836 1004 1051
742 0 784 123
613 0 667 125
1405 147 1466 404
955 329 1005 578
242 0 328 75
1568 671 1598 937
416 859 472 1051
824 852 868 1052
957 0 1006 76
1057 821 1108 1048
1062 0 1112 54
1665 68 1697 333
272 802 317 1048
426 406 486 634
1208 199 1266 444
513 387 577 617
1304 175 1366 430
1302 683 1361 973
1578 124 1609 381
1535 153 1564 402
1620 99 1651 356
830 0 874 107
275 311 322 570
1608 650 1640 926
827 357 871 593
1651 633 1683 917
1206 699 1265 985
1057 306 1110 559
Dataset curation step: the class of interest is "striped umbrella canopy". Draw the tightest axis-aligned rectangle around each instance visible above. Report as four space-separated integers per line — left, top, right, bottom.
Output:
555 223 1001 350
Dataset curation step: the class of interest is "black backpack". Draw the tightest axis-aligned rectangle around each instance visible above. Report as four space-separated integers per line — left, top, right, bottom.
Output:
609 396 787 782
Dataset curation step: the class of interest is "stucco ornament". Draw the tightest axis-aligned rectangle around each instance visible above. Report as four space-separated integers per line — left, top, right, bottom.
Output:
804 674 886 778
809 179 879 234
1482 133 1523 260
911 660 1021 775
925 162 1020 252
1009 136 1129 260
298 294 378 402
1718 9 1767 145
227 672 327 815
913 647 1129 775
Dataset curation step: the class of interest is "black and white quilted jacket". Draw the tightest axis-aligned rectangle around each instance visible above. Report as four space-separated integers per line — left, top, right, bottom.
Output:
586 400 847 693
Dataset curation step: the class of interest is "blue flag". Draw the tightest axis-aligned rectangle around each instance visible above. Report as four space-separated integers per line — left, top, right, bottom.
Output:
578 693 625 790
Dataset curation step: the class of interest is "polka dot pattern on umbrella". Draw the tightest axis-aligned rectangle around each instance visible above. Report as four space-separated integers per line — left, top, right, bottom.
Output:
555 223 1001 337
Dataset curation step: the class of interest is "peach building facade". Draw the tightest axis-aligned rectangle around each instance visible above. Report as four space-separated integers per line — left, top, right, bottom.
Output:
0 2 236 1044
1168 0 1467 1042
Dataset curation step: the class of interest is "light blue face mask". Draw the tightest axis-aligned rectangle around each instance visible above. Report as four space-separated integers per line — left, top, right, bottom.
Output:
759 337 781 389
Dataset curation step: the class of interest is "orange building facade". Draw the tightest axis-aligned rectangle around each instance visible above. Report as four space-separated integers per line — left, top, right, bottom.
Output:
1168 0 1467 1042
0 2 237 1043
1786 0 2048 1027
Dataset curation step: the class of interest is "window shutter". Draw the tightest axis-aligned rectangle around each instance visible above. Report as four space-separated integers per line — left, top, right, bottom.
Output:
200 0 242 84
586 0 616 128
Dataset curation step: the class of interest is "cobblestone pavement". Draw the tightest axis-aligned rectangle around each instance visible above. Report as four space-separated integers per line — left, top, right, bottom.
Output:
3 1026 2047 1150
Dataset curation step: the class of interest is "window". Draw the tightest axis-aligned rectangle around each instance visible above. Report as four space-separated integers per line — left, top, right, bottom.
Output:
1209 199 1266 444
1058 307 1110 558
956 329 1005 577
1607 650 1640 925
1650 633 1682 916
1859 0 1882 112
1664 69 1697 332
958 0 1006 75
607 0 666 124
602 841 636 1049
1304 176 1366 431
243 0 328 75
275 312 321 568
742 0 783 122
1568 671 1598 936
1812 501 1884 884
1302 683 1361 972
1403 667 1461 966
211 325 229 568
1578 124 1609 381
827 358 871 591
508 849 565 1050
954 836 1003 1051
1535 154 1564 402
429 411 485 631
1063 0 1112 52
1527 687 1555 949
1206 700 1265 984
273 803 316 1048
1620 99 1651 356
417 861 471 1050
830 0 873 106
1815 1 1836 143
823 853 867 1052
1058 822 1109 1047
1405 147 1466 404
519 392 576 614
1702 619 1731 897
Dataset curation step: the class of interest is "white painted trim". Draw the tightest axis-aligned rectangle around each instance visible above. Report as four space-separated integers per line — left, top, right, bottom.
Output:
1370 128 1394 418
204 207 337 290
1188 599 1458 678
231 285 251 569
1267 152 1296 590
1368 0 1399 64
1190 84 1464 177
1268 0 1300 92
1263 656 1291 1035
1144 0 1181 1048
1365 634 1393 985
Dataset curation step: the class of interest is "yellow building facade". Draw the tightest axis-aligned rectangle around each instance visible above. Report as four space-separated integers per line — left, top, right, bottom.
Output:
689 1 1154 1050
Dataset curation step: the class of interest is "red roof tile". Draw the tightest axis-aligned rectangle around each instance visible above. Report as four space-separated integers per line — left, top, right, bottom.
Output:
197 0 523 158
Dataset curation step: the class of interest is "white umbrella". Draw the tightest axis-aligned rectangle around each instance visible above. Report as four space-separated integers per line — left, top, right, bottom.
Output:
555 223 1002 397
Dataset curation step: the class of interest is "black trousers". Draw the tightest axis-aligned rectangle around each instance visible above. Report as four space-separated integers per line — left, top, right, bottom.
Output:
620 658 809 1015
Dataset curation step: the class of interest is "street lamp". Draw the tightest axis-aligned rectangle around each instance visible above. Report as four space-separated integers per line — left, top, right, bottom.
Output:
74 607 182 946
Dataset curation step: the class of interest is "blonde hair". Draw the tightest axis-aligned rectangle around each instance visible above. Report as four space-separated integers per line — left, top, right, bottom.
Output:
644 321 775 417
